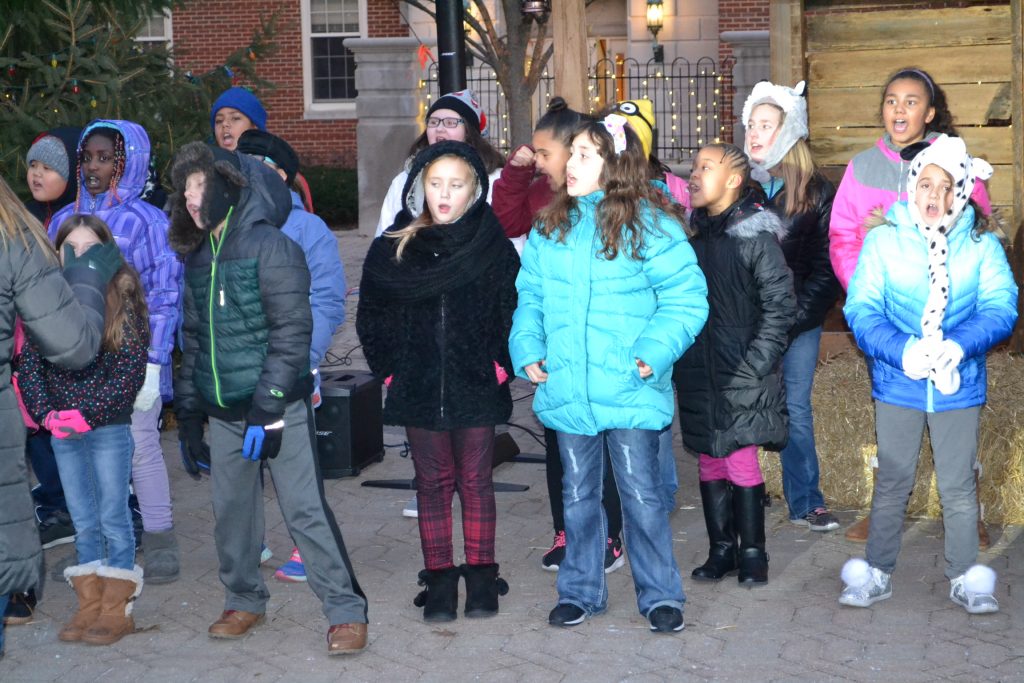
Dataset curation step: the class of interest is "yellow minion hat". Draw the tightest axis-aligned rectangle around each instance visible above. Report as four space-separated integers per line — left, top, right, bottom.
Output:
611 99 655 158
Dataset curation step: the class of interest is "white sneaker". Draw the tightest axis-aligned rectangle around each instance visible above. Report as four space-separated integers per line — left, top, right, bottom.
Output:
950 573 999 614
402 495 419 519
838 567 892 607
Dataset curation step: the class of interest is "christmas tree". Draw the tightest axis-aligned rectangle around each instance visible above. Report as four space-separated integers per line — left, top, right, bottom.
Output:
0 0 278 189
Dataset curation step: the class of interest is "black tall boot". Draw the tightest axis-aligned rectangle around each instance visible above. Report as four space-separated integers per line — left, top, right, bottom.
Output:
692 479 738 581
413 567 461 622
460 563 509 618
733 483 769 585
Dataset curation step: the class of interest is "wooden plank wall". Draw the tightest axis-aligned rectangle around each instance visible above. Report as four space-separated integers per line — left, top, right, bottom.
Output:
804 4 1015 226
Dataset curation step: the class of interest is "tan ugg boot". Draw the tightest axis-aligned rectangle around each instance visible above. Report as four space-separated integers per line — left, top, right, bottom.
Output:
81 565 143 646
59 561 103 642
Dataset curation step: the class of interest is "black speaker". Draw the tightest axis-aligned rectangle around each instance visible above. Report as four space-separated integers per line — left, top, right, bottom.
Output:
315 371 384 478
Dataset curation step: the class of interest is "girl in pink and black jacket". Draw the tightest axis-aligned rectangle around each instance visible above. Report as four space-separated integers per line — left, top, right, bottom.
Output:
829 68 991 291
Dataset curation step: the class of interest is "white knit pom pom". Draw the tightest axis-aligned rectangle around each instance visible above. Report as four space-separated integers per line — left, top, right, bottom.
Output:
841 558 871 588
963 564 996 594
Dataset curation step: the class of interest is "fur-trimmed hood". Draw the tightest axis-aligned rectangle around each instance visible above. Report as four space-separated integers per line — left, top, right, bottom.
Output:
694 188 789 242
168 142 291 255
392 140 489 231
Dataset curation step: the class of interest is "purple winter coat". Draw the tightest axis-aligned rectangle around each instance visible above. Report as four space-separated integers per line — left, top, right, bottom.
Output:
50 119 183 400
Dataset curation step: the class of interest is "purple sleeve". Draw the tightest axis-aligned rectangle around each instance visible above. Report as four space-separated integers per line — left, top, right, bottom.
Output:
128 209 183 366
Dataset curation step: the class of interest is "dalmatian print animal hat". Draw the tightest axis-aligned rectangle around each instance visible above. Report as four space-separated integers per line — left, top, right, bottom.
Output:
741 80 808 182
904 134 993 339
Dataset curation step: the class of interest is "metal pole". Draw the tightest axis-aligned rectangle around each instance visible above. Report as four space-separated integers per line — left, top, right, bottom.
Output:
435 0 467 93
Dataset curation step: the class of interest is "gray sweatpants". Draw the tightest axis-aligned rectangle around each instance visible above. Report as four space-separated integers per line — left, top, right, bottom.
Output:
867 401 980 579
209 399 368 624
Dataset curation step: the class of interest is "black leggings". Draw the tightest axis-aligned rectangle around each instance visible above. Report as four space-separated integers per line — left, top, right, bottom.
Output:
544 427 622 539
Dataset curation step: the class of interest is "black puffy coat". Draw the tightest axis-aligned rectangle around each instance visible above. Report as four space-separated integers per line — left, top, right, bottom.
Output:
674 191 796 457
766 173 839 337
170 145 313 422
357 142 520 430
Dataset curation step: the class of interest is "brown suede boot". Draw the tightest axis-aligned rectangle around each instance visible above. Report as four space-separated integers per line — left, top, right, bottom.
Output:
59 561 104 642
81 565 143 646
845 514 870 543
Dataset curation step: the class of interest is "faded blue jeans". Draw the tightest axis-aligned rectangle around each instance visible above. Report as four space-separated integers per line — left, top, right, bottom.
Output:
780 326 827 519
51 424 136 569
556 428 685 617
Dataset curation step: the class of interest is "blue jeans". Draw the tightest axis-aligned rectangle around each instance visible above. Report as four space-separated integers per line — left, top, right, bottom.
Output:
51 424 136 569
0 592 8 656
556 429 685 616
658 426 677 513
780 326 827 519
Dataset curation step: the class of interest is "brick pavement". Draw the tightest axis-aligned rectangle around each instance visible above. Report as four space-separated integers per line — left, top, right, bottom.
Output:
3 230 1021 682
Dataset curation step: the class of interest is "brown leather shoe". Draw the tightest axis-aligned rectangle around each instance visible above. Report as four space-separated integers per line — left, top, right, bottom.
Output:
208 610 264 639
845 515 870 543
978 520 991 551
327 623 367 655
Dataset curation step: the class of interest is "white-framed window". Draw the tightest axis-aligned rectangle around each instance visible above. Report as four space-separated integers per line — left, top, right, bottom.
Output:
301 0 366 119
134 10 173 49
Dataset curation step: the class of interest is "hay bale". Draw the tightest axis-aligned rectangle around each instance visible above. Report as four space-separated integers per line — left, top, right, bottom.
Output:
758 348 1024 525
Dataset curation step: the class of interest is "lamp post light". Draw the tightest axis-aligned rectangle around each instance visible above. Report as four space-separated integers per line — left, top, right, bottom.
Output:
647 0 665 63
521 0 552 23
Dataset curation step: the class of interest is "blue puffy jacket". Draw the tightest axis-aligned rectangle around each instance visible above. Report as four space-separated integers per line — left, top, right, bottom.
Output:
844 202 1017 412
280 191 347 371
509 192 709 435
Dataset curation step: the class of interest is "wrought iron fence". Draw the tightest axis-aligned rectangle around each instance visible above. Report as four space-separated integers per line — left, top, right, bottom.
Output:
424 56 730 164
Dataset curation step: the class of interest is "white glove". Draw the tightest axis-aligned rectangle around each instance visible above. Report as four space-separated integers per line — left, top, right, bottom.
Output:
901 337 942 381
930 340 964 396
134 362 162 411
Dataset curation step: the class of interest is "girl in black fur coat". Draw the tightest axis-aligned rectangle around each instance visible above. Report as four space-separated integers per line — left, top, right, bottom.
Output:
357 141 519 623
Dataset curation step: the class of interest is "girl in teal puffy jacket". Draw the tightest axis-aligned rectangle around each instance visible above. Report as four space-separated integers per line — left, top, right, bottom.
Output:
840 135 1016 614
510 115 708 633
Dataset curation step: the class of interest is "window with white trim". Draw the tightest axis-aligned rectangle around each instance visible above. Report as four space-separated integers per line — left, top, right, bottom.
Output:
134 10 172 50
310 0 360 102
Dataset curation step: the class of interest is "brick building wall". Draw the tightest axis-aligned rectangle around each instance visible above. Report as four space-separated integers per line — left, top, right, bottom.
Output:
717 0 770 143
173 0 406 168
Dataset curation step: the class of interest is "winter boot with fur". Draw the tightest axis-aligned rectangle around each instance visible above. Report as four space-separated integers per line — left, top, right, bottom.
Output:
733 483 769 585
60 561 104 642
692 479 738 580
461 563 509 618
81 565 143 645
413 567 461 622
141 528 180 584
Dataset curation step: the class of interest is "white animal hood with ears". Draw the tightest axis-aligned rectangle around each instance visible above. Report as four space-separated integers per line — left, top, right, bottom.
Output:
742 80 808 182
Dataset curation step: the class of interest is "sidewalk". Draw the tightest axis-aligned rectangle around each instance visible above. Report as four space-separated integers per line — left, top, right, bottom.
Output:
3 229 1020 683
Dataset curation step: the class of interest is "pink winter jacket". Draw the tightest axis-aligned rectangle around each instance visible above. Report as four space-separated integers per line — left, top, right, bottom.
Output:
829 134 992 290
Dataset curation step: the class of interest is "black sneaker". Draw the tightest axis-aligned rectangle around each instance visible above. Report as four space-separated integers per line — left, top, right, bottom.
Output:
3 590 37 626
38 510 75 550
805 507 840 532
548 603 586 627
648 605 684 633
604 536 626 574
541 531 566 572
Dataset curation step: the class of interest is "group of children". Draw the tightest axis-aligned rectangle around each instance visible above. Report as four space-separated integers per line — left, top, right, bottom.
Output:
0 63 1016 658
360 65 1014 636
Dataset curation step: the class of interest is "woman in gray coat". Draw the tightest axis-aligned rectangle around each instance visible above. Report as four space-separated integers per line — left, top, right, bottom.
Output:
0 175 119 658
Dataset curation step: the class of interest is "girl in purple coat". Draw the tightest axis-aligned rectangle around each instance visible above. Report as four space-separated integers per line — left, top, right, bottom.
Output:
50 120 183 582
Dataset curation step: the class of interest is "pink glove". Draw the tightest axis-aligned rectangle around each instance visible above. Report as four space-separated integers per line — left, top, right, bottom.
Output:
44 410 92 440
494 361 509 385
383 374 393 388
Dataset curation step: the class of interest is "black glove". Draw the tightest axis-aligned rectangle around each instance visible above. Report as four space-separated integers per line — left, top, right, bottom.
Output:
62 241 122 285
178 412 209 480
241 408 285 462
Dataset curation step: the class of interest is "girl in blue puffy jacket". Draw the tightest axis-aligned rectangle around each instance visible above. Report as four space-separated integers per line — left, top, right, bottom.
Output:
510 114 708 633
840 135 1016 614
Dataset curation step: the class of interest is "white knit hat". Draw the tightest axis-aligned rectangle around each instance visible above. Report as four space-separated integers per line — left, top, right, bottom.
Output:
741 80 808 182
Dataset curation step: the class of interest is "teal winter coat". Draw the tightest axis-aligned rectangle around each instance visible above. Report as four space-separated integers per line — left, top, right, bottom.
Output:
509 193 709 435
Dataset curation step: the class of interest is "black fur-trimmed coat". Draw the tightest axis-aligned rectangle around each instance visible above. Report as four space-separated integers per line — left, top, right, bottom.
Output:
674 190 797 457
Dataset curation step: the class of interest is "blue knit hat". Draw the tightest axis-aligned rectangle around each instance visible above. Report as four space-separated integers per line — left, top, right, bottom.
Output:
210 87 267 132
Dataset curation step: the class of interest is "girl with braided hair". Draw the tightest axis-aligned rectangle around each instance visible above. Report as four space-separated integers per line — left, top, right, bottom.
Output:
50 121 184 584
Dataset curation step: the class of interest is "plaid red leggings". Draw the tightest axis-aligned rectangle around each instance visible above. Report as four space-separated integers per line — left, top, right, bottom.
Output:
406 425 497 570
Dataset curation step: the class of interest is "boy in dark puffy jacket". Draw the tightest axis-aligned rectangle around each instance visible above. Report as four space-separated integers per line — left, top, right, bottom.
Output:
169 141 368 655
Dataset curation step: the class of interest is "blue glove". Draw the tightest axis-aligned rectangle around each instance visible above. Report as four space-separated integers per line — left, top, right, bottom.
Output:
241 417 285 461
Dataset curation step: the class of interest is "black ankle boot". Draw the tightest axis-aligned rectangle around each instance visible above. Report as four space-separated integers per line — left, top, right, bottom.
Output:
733 483 769 585
460 563 509 618
692 479 738 581
413 567 461 622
